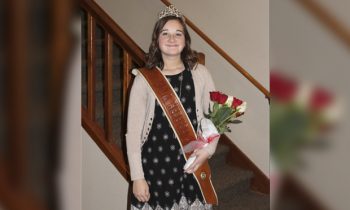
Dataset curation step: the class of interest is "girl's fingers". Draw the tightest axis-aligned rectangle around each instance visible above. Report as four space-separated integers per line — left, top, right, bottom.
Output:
145 189 150 201
142 194 148 202
135 191 149 202
192 164 199 172
184 161 195 173
139 194 147 202
133 179 150 202
186 150 209 173
186 159 198 173
185 165 193 173
136 194 142 202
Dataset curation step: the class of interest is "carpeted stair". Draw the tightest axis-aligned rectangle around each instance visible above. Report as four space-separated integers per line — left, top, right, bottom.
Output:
209 143 270 210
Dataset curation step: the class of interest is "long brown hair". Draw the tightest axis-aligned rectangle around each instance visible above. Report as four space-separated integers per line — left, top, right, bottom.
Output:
145 16 198 70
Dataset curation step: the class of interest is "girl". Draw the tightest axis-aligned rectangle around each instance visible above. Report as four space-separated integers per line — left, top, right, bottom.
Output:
126 5 218 210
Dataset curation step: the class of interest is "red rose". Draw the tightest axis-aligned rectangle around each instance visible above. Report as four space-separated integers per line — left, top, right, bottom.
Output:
217 93 228 104
210 91 229 104
270 71 297 103
210 91 221 102
309 87 333 111
232 97 243 108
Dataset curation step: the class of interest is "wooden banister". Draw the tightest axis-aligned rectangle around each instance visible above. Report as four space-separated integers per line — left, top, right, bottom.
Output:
296 0 350 50
104 33 113 142
160 0 271 100
81 0 146 181
80 0 136 180
87 13 96 120
122 50 133 114
81 0 145 66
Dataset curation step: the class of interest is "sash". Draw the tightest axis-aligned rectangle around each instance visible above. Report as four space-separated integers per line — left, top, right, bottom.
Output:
138 67 218 205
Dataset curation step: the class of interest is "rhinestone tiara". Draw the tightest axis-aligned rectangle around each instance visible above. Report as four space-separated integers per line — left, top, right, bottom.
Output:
158 5 183 20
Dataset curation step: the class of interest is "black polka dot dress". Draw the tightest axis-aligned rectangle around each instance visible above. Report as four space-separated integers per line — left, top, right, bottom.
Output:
131 69 213 210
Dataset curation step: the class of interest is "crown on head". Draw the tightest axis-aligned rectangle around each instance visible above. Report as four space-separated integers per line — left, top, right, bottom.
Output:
158 5 183 20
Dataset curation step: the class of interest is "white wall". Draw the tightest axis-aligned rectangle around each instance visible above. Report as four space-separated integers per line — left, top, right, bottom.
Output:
59 16 82 210
94 0 270 176
82 130 129 210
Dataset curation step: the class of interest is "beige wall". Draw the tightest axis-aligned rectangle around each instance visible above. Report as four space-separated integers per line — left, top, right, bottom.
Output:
82 129 129 210
59 17 82 210
94 0 270 176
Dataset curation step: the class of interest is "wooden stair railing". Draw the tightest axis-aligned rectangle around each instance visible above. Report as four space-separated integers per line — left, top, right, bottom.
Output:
80 0 146 181
296 0 350 50
160 0 271 101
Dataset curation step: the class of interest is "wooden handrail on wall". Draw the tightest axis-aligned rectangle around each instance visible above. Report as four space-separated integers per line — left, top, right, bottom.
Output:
160 0 271 100
296 0 350 50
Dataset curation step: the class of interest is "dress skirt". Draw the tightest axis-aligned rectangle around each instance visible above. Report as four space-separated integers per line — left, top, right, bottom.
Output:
130 69 213 210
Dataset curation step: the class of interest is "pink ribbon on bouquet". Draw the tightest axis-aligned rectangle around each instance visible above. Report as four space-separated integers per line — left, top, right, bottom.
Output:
182 118 221 154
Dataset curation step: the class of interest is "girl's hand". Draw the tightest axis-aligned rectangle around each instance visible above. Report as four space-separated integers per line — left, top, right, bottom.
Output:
133 179 150 202
184 148 210 173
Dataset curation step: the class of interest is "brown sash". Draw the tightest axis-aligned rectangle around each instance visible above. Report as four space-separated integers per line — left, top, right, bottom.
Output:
138 67 218 205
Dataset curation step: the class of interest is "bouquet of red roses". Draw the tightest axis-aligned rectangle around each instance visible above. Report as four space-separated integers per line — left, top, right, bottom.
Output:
183 91 247 169
206 91 247 133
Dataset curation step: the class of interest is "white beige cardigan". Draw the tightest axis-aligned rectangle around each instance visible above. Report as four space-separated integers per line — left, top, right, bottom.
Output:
126 64 218 181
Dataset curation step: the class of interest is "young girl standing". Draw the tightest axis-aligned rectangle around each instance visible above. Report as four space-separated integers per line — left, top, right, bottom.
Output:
126 5 218 210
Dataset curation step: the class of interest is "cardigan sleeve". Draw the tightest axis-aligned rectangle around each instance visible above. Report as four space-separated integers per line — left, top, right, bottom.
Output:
199 65 219 158
126 73 147 181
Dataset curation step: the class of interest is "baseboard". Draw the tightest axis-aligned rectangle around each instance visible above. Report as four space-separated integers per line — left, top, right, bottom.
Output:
220 134 270 194
275 174 328 210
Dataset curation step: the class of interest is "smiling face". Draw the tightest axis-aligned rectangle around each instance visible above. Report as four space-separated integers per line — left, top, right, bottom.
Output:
158 19 185 58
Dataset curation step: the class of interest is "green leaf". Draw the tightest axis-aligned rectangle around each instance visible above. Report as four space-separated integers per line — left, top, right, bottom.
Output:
214 107 234 126
211 103 220 118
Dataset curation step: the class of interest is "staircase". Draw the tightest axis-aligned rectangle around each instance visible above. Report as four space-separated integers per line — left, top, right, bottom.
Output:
80 1 269 209
210 143 269 209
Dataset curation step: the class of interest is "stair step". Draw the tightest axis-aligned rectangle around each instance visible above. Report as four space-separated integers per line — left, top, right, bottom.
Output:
212 164 253 196
213 191 269 210
207 143 230 169
213 142 230 157
208 142 254 198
